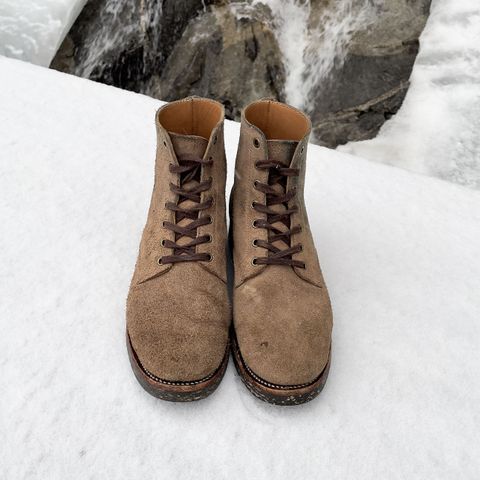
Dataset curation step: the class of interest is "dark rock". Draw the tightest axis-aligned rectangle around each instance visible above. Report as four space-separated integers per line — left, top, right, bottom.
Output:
51 0 431 146
51 0 217 93
149 4 285 119
312 81 409 146
310 0 432 147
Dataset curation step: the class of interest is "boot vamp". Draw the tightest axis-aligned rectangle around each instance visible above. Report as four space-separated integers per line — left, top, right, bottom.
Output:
234 265 332 386
127 263 229 382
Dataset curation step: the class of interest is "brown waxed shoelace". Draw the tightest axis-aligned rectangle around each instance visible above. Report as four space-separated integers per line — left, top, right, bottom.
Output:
160 153 213 264
252 160 305 268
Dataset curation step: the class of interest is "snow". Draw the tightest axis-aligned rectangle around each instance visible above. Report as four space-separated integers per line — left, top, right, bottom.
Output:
340 0 480 190
0 0 87 67
1 56 479 479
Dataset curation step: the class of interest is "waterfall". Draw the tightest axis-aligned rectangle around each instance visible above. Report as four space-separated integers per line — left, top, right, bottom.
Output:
67 0 378 113
243 0 378 111
56 0 384 129
73 0 163 80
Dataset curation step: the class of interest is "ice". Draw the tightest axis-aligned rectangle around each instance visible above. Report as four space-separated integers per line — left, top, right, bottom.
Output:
0 0 87 66
341 0 480 190
0 56 479 478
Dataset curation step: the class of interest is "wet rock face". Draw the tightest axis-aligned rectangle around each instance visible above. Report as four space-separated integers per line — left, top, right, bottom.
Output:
52 0 284 121
149 5 285 119
311 0 432 146
51 0 217 93
52 0 431 146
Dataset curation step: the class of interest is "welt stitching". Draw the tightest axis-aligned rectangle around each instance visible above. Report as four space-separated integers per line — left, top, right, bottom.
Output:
141 362 217 386
234 338 327 391
130 336 228 386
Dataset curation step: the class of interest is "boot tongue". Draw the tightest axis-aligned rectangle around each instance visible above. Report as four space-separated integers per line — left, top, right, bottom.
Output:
266 140 299 253
267 139 298 167
168 132 209 248
169 132 208 159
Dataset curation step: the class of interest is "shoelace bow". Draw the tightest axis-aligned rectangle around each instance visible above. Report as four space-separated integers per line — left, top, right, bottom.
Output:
160 153 213 264
252 160 305 268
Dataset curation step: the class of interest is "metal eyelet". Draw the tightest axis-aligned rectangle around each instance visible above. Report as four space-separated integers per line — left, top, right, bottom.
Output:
252 239 258 247
251 257 259 266
299 244 303 252
213 136 217 145
206 234 213 243
163 141 167 147
207 215 213 225
252 220 258 228
301 145 305 154
253 138 260 148
251 201 257 209
157 257 163 265
205 254 213 262
161 239 166 247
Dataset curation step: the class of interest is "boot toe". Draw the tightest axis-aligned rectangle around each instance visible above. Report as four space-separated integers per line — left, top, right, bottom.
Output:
234 268 332 387
127 274 229 383
235 321 330 387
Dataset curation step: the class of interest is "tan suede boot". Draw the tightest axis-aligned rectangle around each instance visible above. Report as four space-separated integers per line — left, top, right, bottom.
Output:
230 99 333 405
126 97 230 401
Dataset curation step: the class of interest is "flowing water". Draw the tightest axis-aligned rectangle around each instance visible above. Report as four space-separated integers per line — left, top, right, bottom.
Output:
240 0 378 111
72 0 163 80
70 0 377 114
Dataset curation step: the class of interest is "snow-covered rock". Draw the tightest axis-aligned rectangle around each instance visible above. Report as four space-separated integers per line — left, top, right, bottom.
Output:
0 0 87 66
341 0 480 190
0 56 479 479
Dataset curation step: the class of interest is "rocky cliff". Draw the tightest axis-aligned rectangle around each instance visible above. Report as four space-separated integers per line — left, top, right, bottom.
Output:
51 0 431 147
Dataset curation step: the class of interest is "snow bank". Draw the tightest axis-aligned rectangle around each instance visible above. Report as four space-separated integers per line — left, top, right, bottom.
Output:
341 0 480 190
0 0 87 66
1 57 479 479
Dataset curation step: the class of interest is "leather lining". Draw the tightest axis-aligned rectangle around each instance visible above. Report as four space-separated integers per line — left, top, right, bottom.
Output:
158 97 223 139
245 100 309 141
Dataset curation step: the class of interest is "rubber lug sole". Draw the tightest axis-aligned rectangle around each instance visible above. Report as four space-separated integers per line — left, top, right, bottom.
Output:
232 333 330 406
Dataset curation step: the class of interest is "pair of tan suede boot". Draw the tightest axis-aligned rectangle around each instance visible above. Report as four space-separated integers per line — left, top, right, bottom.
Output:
126 97 332 405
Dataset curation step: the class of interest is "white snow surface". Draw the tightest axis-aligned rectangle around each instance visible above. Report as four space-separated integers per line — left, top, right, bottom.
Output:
0 0 87 66
1 57 480 479
341 0 480 190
